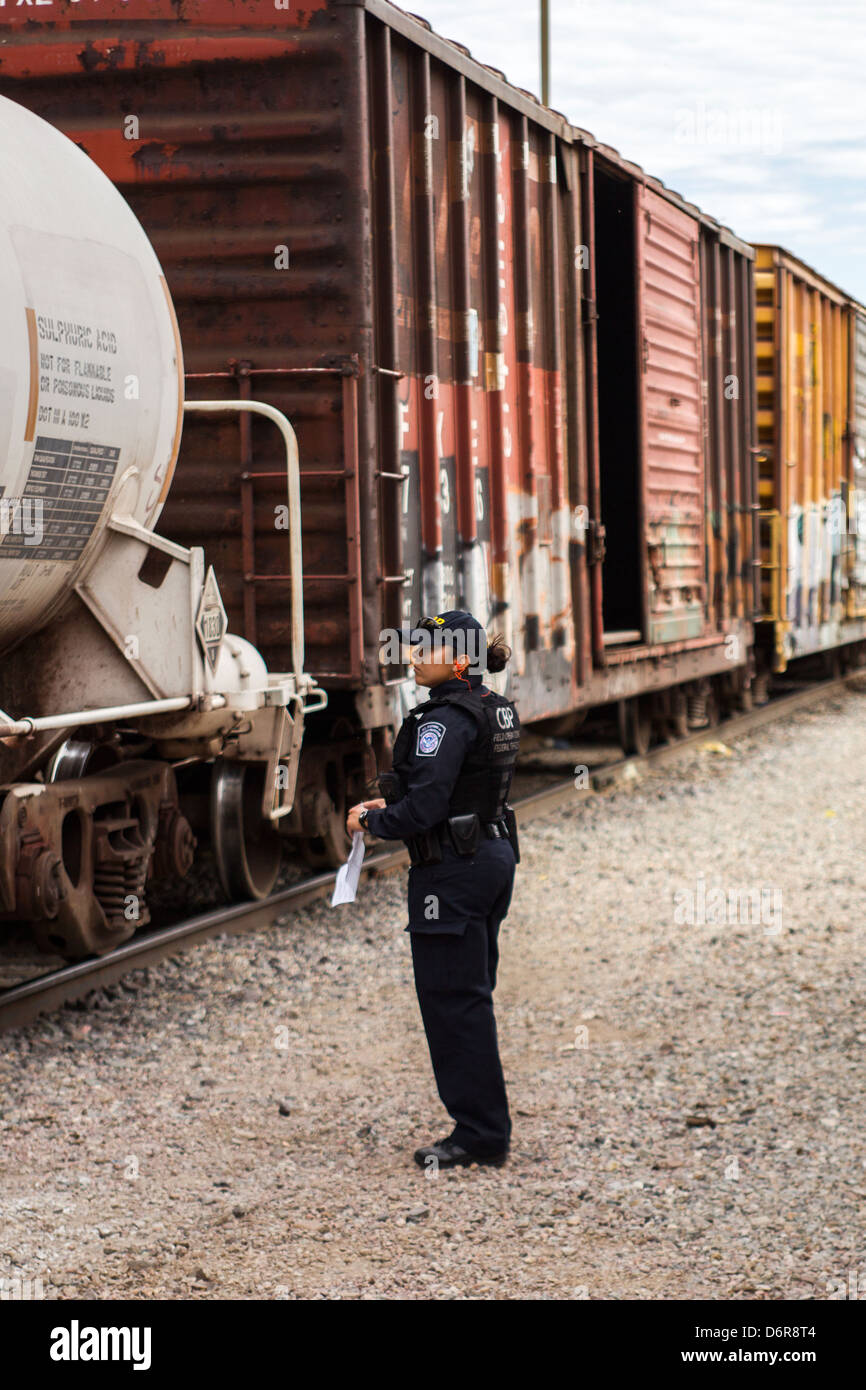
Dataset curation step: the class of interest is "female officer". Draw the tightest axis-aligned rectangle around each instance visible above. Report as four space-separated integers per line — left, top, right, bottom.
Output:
346 611 520 1170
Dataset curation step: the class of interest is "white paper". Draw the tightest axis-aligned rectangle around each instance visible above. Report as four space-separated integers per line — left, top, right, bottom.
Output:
330 830 366 906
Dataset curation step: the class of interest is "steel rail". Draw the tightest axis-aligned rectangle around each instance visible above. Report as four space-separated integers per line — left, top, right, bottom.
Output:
0 672 862 1031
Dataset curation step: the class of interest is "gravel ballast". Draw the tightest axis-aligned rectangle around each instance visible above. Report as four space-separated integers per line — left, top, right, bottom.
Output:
1 688 864 1300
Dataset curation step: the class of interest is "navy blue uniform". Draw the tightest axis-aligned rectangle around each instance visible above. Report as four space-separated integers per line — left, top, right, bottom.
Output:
365 674 516 1156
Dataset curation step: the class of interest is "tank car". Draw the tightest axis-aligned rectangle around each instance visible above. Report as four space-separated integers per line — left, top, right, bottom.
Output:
0 95 325 958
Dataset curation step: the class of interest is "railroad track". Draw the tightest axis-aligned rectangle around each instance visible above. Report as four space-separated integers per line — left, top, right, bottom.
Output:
1 671 862 1032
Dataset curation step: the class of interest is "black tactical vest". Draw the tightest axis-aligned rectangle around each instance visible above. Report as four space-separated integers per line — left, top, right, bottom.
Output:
392 684 521 823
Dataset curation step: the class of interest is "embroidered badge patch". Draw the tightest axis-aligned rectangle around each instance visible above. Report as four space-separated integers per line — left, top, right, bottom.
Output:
416 720 446 756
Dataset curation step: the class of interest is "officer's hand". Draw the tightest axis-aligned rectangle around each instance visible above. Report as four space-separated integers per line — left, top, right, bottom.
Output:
346 804 366 835
362 798 386 810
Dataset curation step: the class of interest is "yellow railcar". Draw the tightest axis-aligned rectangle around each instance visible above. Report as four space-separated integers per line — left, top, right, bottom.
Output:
754 245 866 671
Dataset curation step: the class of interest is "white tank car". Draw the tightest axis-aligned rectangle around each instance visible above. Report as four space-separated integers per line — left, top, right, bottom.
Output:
0 97 324 958
0 94 182 653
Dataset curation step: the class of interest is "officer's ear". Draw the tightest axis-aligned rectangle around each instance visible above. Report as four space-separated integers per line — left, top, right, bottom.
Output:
454 654 470 677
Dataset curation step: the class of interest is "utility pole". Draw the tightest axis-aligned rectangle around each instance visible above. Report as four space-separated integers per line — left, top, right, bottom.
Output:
540 0 550 106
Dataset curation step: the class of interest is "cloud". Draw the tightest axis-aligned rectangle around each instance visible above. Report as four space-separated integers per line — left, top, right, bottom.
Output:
414 0 866 298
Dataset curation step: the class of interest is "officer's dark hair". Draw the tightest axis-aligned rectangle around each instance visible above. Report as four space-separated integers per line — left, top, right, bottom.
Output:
485 633 511 673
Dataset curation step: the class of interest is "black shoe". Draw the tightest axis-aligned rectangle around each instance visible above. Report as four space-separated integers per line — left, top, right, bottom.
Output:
413 1137 509 1170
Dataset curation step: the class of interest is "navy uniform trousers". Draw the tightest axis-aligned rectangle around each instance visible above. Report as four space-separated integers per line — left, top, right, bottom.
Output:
407 837 516 1156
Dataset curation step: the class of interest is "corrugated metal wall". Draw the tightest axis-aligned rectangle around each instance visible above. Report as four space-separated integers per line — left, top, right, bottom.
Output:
754 245 859 666
854 313 866 453
639 187 705 643
848 310 866 614
701 230 759 633
377 26 578 716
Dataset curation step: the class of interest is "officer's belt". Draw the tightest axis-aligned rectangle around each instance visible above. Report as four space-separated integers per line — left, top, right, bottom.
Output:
405 812 510 866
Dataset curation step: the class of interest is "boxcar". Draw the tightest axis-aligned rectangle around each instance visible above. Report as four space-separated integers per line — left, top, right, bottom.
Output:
753 245 866 673
0 0 758 850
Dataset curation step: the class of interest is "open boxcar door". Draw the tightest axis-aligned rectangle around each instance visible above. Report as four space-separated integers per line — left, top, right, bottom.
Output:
592 167 707 653
636 185 706 646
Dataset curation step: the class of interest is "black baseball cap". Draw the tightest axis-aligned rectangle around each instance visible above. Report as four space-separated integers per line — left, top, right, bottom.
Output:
409 610 484 640
407 610 487 669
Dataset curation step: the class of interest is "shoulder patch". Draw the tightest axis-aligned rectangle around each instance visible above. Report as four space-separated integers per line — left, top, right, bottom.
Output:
416 720 446 757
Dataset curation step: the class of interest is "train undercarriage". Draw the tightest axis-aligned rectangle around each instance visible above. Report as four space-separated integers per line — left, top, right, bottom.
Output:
5 632 865 962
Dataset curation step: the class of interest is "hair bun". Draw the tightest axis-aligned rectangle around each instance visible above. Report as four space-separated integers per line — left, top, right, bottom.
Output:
485 634 511 673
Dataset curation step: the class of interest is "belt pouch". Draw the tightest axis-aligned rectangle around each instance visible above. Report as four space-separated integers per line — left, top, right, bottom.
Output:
447 813 481 856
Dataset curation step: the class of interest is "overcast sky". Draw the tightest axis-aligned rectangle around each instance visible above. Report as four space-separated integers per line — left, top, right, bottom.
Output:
415 0 866 301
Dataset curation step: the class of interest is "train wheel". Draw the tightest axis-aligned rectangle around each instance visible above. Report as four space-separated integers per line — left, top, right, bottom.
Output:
47 738 121 781
299 786 351 870
211 760 282 901
293 718 362 869
617 696 652 757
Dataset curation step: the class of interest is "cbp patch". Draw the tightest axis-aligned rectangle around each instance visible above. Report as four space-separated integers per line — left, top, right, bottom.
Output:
416 720 446 756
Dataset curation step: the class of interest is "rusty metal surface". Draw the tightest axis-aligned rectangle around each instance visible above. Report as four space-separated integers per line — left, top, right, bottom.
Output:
753 245 858 667
854 312 866 458
639 187 705 644
0 0 756 725
701 229 759 633
850 311 866 613
381 34 579 716
0 760 186 958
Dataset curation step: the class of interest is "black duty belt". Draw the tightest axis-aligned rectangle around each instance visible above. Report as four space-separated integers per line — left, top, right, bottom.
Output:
405 811 515 865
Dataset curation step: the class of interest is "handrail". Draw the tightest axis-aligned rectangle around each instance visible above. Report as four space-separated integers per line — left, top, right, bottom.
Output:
183 400 305 687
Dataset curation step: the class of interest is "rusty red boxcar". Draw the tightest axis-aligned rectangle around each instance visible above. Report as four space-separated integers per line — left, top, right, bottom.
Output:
0 0 757 849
